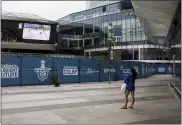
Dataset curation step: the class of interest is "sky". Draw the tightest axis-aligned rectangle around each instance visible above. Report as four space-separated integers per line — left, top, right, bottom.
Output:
2 1 86 21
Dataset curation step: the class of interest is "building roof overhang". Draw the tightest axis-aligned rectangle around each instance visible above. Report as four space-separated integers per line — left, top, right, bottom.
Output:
131 0 178 45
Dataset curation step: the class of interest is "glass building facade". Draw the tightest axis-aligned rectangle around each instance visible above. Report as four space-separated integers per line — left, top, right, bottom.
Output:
167 0 181 61
86 1 121 9
57 1 171 61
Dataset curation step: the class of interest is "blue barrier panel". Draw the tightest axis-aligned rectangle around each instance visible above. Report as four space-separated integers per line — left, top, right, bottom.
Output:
21 56 53 85
175 63 178 77
139 62 146 78
138 62 146 78
99 60 116 81
152 63 155 76
129 61 140 79
148 63 153 77
80 59 99 83
145 62 150 78
155 64 171 75
147 63 153 77
54 58 79 83
166 64 173 75
114 61 130 81
152 63 156 75
176 63 181 77
1 56 21 87
145 63 150 77
112 60 119 81
179 63 181 78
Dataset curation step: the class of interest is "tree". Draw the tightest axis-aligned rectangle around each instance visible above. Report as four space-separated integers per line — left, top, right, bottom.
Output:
105 22 116 84
105 22 116 59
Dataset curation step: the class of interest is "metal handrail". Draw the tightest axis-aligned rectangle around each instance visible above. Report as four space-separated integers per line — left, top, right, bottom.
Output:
170 80 181 94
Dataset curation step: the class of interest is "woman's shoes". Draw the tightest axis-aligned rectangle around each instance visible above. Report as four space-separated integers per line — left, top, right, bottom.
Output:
120 106 127 109
120 106 133 109
128 106 133 109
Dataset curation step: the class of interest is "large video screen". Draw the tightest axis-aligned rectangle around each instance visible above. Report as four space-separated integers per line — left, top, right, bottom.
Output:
22 23 51 41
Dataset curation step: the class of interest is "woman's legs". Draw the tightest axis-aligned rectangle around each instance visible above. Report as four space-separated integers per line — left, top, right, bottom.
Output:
130 91 135 108
124 90 130 107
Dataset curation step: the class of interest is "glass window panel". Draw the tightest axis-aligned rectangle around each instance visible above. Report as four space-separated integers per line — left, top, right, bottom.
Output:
103 15 108 22
114 26 121 36
132 32 136 41
126 28 131 33
112 21 117 26
106 5 110 12
104 22 107 27
121 19 126 29
136 20 141 27
136 27 142 32
131 18 135 25
116 13 122 20
117 20 122 25
98 7 102 15
126 18 131 29
122 33 126 42
126 32 131 41
111 14 117 21
142 31 146 40
135 31 142 41
107 15 112 22
122 29 126 34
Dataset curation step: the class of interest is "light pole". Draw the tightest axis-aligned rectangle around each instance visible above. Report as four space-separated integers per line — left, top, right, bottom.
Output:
107 22 115 84
127 12 136 61
132 24 135 61
131 24 134 61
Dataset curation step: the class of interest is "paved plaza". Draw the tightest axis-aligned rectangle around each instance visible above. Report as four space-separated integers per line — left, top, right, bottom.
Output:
2 75 181 124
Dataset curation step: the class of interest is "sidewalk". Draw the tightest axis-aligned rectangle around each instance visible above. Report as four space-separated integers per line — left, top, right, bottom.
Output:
2 75 181 124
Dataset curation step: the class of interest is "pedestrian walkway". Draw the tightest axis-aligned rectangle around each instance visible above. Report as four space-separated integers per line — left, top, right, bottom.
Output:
2 75 181 124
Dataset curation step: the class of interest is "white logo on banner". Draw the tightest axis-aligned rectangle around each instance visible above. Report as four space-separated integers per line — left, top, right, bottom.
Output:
1 64 19 78
34 60 51 81
168 66 172 73
142 64 145 76
158 67 165 73
63 66 78 75
146 67 148 74
104 68 116 73
120 65 130 74
133 66 139 74
86 68 99 74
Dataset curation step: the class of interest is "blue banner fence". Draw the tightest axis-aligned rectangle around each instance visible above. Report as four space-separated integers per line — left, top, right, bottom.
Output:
1 56 180 87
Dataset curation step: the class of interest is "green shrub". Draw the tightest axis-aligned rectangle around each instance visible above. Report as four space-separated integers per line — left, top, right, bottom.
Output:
52 74 60 87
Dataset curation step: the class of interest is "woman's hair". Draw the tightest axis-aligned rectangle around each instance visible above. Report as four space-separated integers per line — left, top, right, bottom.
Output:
130 68 138 83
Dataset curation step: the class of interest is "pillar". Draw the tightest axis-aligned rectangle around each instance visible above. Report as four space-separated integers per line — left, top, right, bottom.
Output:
67 39 70 47
89 51 91 59
92 38 94 46
83 25 85 48
139 48 140 60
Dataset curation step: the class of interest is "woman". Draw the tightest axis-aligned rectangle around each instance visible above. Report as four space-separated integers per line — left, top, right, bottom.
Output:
121 68 137 109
